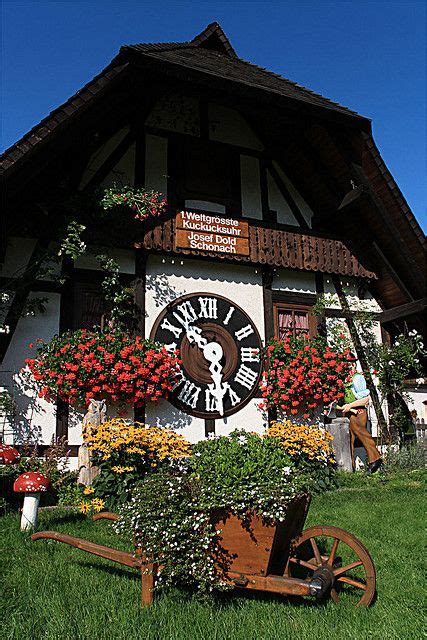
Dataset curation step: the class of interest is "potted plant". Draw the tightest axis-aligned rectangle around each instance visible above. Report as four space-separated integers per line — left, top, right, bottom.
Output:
115 428 335 596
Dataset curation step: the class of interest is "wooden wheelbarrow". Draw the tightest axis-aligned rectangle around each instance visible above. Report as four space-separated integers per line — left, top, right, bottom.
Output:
32 494 376 607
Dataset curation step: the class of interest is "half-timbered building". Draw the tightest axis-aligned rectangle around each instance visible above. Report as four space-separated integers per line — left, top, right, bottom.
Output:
1 23 425 461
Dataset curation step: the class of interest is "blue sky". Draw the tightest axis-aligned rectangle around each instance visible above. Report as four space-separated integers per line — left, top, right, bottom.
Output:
2 1 426 231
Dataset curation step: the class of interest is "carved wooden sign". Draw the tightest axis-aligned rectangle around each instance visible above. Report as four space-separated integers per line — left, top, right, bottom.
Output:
174 211 250 256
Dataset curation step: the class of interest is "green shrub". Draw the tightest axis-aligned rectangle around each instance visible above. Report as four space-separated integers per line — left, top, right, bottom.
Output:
384 441 425 471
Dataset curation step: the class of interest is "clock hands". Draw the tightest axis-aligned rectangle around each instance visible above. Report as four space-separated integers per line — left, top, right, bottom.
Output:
186 325 228 416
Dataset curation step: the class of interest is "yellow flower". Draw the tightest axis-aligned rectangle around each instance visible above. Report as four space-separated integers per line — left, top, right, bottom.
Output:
91 498 105 513
266 420 335 464
83 486 95 495
83 417 191 463
79 500 91 514
111 465 135 474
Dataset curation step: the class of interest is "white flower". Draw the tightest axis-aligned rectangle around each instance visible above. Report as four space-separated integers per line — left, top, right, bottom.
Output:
283 467 291 476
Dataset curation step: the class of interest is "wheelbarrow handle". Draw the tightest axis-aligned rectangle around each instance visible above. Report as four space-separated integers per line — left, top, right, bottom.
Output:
92 511 120 522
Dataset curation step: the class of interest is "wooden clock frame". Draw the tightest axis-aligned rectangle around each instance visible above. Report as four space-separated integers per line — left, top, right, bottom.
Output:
150 292 264 419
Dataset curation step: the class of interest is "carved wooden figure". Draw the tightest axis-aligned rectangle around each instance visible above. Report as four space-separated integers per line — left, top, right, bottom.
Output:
77 399 106 486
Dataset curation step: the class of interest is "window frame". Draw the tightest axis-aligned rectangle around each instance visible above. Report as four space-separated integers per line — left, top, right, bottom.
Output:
273 302 317 339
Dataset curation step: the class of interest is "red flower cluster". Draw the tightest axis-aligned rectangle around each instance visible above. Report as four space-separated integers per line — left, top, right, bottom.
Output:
260 335 352 419
101 187 167 223
24 328 181 408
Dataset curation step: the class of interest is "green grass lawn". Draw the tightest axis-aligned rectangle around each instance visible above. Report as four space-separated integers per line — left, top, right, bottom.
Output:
1 470 425 640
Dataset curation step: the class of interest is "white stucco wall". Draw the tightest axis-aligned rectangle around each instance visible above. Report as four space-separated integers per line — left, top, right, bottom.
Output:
240 155 262 220
145 134 168 193
0 292 60 446
145 94 200 136
273 269 316 294
144 255 265 440
208 103 264 150
1 237 38 278
405 384 427 421
267 170 299 226
272 161 313 228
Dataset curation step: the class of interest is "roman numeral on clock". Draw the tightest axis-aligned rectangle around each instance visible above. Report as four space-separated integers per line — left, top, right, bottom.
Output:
178 379 201 409
205 389 218 412
240 347 260 362
173 301 198 330
161 318 183 339
227 385 241 407
235 324 254 341
223 306 235 326
234 364 258 390
198 297 218 319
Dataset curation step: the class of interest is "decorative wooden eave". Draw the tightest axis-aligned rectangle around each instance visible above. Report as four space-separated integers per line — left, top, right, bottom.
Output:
139 218 377 279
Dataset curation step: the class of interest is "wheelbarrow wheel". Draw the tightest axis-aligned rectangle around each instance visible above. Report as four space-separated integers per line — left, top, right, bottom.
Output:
285 525 376 606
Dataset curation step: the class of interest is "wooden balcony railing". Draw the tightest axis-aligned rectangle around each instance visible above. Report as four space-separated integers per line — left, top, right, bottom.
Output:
139 217 377 280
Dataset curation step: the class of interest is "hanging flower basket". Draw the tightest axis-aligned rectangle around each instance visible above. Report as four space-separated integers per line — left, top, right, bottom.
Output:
260 335 353 418
100 185 167 222
24 328 181 408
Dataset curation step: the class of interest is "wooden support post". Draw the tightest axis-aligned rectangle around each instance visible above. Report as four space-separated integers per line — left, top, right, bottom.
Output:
205 419 215 438
315 272 326 337
56 257 74 442
134 249 147 424
331 275 390 441
141 565 156 607
262 266 274 342
262 266 277 423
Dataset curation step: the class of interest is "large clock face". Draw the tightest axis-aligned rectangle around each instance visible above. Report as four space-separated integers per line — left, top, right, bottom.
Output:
150 293 263 419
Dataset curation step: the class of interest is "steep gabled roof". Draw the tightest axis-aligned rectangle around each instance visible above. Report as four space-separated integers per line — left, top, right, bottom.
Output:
1 22 368 176
124 45 363 118
123 21 362 118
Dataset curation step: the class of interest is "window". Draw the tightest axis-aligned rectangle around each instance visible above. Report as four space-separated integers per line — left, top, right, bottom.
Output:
73 282 107 329
273 303 316 339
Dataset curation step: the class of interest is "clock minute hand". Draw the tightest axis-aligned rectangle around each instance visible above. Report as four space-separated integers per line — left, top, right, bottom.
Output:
203 342 227 416
186 326 226 416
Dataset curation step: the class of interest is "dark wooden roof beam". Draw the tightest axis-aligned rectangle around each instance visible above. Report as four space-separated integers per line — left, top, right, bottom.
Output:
378 298 427 324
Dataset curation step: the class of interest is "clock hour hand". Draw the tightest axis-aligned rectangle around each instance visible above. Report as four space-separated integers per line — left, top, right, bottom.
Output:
186 325 208 350
203 342 227 416
186 326 227 416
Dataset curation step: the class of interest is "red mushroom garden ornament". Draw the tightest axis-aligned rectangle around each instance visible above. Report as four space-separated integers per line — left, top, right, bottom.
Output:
0 444 20 465
13 472 50 531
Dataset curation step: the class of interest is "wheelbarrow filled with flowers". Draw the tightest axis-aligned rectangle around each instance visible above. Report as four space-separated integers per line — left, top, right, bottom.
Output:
32 427 376 607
